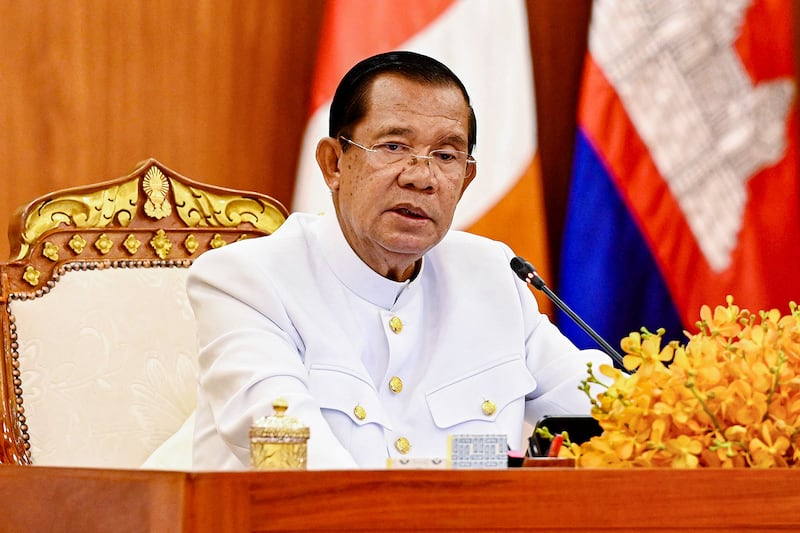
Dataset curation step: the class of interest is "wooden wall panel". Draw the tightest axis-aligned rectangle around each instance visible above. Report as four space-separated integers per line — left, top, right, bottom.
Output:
528 0 592 286
0 1 323 260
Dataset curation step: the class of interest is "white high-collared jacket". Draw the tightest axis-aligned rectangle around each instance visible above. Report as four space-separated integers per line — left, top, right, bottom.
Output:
188 212 609 470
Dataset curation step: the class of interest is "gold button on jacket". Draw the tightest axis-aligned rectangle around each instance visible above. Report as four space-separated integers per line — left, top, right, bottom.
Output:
353 405 366 420
481 400 497 416
389 316 403 334
395 437 411 454
389 376 403 393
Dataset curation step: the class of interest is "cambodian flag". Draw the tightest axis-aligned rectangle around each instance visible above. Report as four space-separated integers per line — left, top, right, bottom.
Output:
559 0 799 350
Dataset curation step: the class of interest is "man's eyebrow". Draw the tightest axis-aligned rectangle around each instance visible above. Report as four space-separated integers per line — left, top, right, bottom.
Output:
374 129 467 146
438 134 468 148
374 127 414 137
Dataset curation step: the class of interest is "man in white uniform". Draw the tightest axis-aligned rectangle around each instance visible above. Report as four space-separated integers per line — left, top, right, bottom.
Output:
188 51 609 469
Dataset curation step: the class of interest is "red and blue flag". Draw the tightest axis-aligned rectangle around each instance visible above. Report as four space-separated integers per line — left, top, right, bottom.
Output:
559 0 799 349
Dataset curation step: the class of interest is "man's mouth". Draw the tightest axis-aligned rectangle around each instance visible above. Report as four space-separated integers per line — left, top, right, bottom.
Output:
392 206 428 219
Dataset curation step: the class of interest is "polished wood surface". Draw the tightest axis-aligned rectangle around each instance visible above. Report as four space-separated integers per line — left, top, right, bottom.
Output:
0 466 187 533
1 465 799 532
0 1 323 261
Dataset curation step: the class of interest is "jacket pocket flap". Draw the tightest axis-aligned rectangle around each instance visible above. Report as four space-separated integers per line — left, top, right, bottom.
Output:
308 364 390 428
425 356 535 429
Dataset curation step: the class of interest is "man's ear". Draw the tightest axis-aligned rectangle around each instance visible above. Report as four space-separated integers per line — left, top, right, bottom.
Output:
316 137 343 192
458 162 477 199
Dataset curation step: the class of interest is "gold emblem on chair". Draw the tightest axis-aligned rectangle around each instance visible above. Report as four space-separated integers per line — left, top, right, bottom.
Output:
150 229 172 259
184 234 199 254
171 180 285 234
143 167 172 220
68 234 87 254
16 179 138 261
94 233 114 255
23 266 41 287
210 233 227 249
42 242 59 262
123 234 141 255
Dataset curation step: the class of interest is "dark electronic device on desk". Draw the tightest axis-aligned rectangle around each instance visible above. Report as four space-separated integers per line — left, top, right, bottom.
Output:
529 415 602 457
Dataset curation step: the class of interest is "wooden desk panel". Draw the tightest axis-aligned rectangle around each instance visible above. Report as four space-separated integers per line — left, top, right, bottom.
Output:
0 466 187 533
188 468 800 532
2 466 800 532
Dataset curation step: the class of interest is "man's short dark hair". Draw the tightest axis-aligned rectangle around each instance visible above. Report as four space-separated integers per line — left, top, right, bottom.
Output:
329 51 477 154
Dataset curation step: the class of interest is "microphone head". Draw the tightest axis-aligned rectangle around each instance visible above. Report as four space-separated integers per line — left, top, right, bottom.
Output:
509 256 546 290
510 256 535 279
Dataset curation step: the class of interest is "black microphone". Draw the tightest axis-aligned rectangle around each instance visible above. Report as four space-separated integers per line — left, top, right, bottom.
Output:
510 256 627 370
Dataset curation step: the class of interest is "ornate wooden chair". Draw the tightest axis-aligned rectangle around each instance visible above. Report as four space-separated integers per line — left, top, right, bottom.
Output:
0 159 288 468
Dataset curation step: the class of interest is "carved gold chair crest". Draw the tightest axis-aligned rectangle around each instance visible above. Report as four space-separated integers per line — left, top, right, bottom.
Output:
0 159 288 467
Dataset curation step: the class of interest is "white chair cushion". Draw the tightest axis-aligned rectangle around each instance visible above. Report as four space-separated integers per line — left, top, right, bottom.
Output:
11 266 197 468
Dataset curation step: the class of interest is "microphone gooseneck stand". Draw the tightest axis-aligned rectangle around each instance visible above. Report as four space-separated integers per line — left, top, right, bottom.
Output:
510 256 628 372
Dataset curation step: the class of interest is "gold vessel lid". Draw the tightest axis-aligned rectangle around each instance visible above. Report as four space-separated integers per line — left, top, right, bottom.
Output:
249 398 310 441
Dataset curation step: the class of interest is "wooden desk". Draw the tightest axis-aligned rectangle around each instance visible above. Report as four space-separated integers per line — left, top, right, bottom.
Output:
1 465 799 532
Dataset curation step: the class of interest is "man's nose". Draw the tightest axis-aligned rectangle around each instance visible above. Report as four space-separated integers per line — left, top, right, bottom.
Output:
409 154 432 167
399 155 437 188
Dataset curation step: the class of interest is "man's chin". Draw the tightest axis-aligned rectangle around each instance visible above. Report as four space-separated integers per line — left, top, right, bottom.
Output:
381 236 440 258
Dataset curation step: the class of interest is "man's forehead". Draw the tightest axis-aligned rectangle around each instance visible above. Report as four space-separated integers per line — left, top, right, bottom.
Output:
363 75 470 133
367 74 467 107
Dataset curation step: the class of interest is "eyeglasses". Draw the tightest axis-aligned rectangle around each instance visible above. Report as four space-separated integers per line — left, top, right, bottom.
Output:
339 136 475 179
